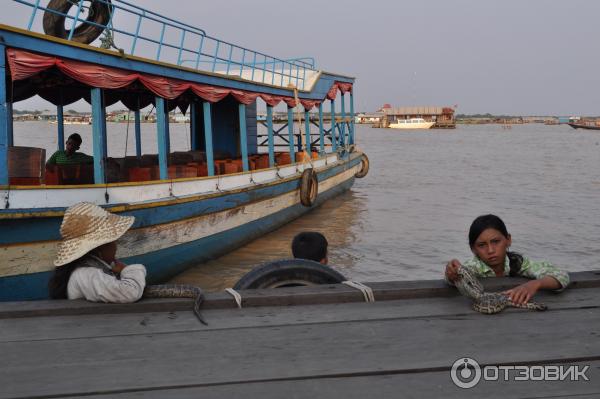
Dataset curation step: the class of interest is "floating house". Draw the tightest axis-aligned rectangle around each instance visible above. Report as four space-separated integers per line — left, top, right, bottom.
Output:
0 0 368 300
378 105 456 129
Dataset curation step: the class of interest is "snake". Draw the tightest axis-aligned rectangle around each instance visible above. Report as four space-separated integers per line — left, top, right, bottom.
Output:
454 266 547 314
143 284 207 325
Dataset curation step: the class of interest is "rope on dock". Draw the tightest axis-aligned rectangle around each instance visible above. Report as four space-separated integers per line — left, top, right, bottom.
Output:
342 281 375 302
225 288 243 308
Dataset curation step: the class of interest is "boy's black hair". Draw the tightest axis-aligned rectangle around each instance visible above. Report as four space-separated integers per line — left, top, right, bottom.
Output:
68 133 83 145
292 231 328 262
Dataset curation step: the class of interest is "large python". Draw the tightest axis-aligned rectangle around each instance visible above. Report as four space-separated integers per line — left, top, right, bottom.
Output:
143 284 207 325
454 266 547 314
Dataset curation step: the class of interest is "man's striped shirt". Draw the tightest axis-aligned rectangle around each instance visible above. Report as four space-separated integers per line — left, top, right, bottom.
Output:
47 150 93 165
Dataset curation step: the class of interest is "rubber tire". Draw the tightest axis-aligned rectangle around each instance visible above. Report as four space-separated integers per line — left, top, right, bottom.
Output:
233 259 347 289
300 168 318 207
43 0 113 44
355 153 369 178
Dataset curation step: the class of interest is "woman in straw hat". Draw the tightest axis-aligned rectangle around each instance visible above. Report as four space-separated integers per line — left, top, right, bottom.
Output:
49 202 147 303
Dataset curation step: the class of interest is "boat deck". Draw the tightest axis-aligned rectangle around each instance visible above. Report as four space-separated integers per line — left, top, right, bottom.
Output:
1 271 599 398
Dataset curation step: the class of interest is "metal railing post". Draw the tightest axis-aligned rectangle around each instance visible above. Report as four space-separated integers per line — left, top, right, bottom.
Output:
91 88 106 184
330 99 337 152
287 106 296 163
57 104 64 151
340 93 346 146
155 97 169 180
203 101 215 176
267 105 275 167
0 43 7 185
239 104 249 171
350 91 355 145
318 103 324 154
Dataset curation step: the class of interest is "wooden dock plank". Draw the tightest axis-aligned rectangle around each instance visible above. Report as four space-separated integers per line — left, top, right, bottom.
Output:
1 271 598 320
64 361 600 399
0 287 598 343
2 300 599 398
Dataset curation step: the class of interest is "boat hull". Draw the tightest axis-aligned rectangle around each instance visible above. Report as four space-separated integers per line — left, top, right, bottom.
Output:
0 154 362 301
389 121 435 129
568 123 600 130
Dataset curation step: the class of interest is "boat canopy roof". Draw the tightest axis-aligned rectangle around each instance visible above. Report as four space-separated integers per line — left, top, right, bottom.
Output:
6 48 353 113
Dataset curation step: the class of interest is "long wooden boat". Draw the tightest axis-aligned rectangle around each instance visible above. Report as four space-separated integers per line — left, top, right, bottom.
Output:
567 122 600 130
0 0 366 300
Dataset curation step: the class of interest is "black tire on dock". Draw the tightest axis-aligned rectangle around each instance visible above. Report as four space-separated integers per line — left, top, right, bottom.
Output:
43 0 113 44
300 168 318 207
233 259 346 289
355 153 369 178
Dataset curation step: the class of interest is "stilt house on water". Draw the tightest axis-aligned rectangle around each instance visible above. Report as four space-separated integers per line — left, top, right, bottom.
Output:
0 0 369 301
378 105 456 128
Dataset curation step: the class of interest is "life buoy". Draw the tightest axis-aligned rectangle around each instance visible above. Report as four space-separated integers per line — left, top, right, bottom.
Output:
355 153 369 178
43 0 113 44
300 168 318 207
233 259 347 289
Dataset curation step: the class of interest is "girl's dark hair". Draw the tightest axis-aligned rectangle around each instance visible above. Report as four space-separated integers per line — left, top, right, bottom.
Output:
468 214 509 247
468 214 522 276
48 261 84 299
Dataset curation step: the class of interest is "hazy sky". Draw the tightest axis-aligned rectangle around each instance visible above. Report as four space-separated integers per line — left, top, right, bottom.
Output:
3 0 600 115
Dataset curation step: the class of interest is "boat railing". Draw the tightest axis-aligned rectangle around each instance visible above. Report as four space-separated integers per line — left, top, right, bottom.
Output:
13 0 316 90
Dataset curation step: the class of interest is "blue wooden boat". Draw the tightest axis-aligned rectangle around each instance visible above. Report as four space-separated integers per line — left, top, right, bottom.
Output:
0 0 367 300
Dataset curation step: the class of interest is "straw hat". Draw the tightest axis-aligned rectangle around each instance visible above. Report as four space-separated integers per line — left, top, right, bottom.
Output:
54 202 135 266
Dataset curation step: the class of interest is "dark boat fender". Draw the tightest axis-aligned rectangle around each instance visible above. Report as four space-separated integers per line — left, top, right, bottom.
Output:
300 168 318 207
233 259 346 289
43 0 113 44
355 153 369 178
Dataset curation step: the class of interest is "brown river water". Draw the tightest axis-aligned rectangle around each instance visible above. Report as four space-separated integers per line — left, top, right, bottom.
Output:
14 122 600 291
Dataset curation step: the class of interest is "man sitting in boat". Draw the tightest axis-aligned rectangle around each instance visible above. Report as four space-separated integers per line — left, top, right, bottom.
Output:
46 133 93 166
48 202 147 303
292 232 328 264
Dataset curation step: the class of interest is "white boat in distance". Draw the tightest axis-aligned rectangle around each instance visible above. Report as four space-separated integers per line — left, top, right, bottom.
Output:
389 118 435 129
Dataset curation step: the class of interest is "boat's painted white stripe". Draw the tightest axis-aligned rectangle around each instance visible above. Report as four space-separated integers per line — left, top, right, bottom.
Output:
0 157 333 210
0 165 358 278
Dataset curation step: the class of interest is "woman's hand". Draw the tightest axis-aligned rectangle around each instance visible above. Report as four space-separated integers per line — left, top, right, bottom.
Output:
445 259 462 282
111 259 127 274
503 280 541 305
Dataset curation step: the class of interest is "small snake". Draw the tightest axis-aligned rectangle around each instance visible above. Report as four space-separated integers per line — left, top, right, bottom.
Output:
143 284 207 325
454 266 547 314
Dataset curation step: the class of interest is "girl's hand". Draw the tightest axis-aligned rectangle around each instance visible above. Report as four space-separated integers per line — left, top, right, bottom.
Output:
503 280 541 305
111 259 127 274
445 259 462 282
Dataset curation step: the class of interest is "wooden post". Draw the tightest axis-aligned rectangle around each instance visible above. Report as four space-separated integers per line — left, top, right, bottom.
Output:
267 105 275 167
57 104 65 151
239 103 249 172
318 103 324 154
90 88 106 184
203 101 215 176
155 97 169 180
287 106 296 163
330 99 337 152
0 44 8 185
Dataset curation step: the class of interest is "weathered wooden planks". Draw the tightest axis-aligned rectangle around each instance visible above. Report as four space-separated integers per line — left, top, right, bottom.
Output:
1 281 599 398
2 271 599 320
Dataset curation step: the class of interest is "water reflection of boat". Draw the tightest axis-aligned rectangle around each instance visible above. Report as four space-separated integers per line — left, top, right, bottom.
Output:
0 0 367 300
389 118 435 129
